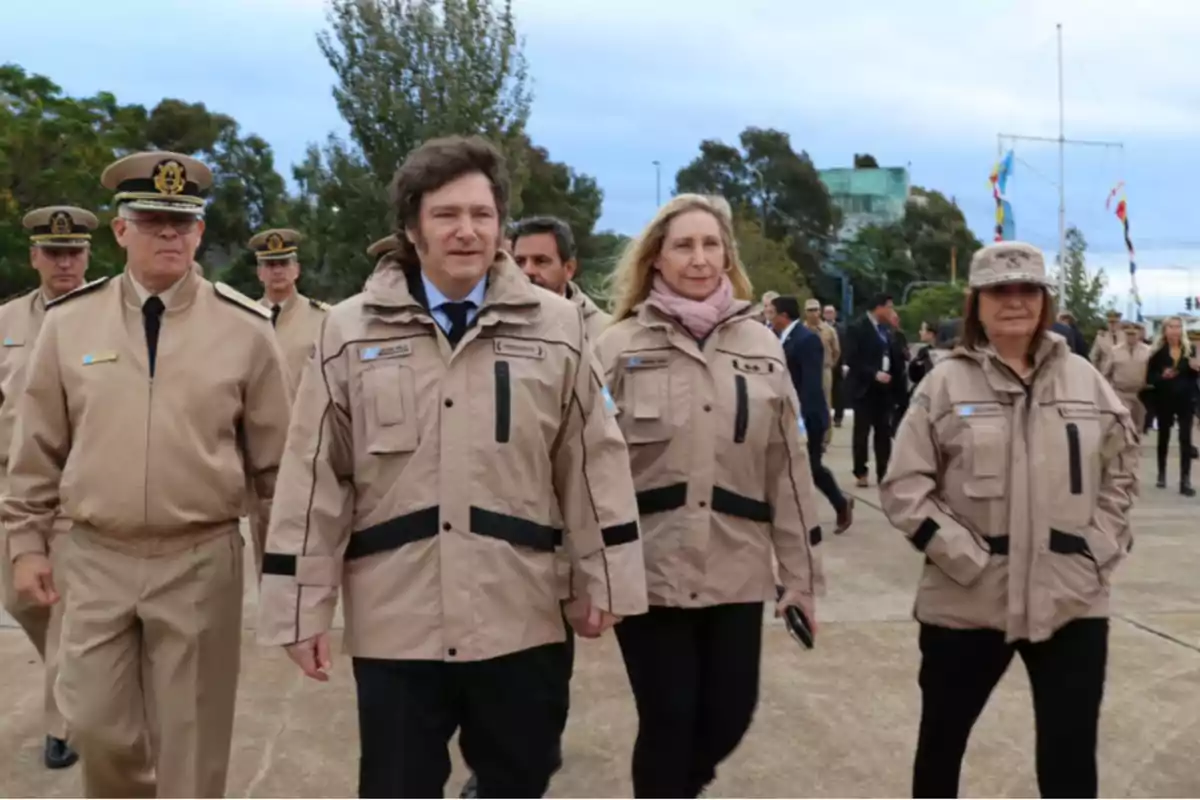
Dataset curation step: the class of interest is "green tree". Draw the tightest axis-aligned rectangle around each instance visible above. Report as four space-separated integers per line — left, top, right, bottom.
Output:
834 222 914 296
732 213 807 298
853 153 879 169
0 65 128 290
0 64 293 298
573 230 629 309
903 187 981 285
896 283 967 339
299 0 535 298
1056 225 1108 341
674 127 839 291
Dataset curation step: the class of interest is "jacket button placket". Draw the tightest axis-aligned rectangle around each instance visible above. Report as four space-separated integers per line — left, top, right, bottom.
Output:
438 361 471 660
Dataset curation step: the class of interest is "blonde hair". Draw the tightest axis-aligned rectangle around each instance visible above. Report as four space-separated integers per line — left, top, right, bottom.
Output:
609 193 754 322
1154 315 1194 358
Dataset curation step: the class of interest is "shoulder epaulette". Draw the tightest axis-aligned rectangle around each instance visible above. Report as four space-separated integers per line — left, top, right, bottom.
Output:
308 297 332 312
214 282 271 320
46 275 112 309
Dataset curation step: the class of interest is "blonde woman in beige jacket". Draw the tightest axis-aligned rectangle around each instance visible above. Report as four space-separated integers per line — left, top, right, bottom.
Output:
879 242 1139 799
597 194 823 798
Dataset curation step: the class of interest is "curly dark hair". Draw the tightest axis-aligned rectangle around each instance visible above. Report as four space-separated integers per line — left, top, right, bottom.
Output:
388 135 510 268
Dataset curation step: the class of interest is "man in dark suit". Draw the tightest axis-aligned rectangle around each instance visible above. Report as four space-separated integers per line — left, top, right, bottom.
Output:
842 293 904 487
770 296 853 532
1053 311 1089 357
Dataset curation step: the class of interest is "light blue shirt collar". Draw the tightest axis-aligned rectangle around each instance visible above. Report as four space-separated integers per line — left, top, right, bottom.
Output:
421 273 487 334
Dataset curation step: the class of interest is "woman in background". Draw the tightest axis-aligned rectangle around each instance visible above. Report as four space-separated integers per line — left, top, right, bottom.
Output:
1147 315 1198 495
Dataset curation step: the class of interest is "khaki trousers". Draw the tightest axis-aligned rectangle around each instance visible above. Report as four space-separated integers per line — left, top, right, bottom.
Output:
57 525 244 798
1116 391 1146 435
822 368 834 445
2 530 67 740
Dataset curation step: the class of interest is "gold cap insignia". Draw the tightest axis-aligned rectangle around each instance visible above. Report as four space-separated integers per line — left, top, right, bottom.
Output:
152 159 188 196
266 232 285 252
49 211 73 235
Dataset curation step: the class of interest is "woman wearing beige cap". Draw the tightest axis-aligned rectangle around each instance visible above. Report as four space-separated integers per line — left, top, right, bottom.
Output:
879 241 1139 798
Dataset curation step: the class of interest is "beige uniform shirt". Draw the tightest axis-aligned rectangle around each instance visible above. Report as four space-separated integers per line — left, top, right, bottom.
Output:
1107 341 1151 396
806 320 840 371
257 255 647 661
880 334 1139 643
1 267 293 563
596 301 824 607
0 289 51 471
260 292 328 395
1090 329 1120 376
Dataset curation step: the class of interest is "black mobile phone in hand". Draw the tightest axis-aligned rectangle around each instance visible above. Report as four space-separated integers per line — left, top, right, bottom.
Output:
775 585 815 650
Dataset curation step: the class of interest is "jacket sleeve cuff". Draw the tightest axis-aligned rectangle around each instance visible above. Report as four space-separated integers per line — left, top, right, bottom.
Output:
910 517 990 588
7 530 48 561
578 541 648 617
255 577 338 646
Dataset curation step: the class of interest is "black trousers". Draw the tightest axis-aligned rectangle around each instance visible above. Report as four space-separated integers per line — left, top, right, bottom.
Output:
852 393 893 480
353 641 569 798
807 422 848 514
913 619 1108 799
616 603 763 798
1156 401 1194 480
832 365 845 424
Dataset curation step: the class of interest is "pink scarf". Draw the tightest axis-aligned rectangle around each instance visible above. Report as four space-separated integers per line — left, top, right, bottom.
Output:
647 273 734 340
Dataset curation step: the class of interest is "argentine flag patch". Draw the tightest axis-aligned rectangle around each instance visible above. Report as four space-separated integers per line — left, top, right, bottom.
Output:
602 385 618 415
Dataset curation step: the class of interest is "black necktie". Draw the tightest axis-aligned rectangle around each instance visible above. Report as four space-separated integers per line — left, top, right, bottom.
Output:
143 296 165 377
271 304 281 328
442 301 474 347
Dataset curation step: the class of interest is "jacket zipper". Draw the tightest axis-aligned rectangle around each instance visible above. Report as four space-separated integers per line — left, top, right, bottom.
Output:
733 374 749 443
1065 423 1083 494
494 360 511 443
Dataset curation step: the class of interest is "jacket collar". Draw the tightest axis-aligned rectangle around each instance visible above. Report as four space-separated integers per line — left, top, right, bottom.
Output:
951 330 1069 396
120 262 203 313
363 252 542 329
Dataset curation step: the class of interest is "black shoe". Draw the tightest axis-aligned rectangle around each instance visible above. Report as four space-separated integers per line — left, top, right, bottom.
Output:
459 773 478 799
1157 473 1167 488
44 736 78 769
1183 480 1196 498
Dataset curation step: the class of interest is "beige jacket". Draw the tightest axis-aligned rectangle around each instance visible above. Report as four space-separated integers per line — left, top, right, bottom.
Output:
260 291 328 395
1090 328 1119 376
807 320 841 371
0 288 71 537
595 301 824 608
1106 340 1151 397
567 281 611 343
257 255 646 662
0 289 51 470
880 334 1139 643
1 267 292 563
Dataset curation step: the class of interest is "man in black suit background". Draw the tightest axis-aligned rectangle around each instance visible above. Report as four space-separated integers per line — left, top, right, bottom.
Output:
843 293 904 487
770 296 853 532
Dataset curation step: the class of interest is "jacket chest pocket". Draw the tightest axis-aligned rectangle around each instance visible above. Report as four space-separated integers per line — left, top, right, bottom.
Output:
729 357 778 445
618 356 672 445
958 404 1008 499
360 363 419 455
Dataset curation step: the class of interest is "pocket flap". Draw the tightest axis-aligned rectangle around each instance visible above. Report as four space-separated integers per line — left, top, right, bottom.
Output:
1058 404 1100 420
362 365 410 427
632 369 665 420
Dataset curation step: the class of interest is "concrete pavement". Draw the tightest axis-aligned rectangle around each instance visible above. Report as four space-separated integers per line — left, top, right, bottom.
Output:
3 426 1200 797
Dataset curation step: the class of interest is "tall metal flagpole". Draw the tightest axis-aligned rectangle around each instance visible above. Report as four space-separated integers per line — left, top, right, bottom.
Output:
1057 22 1067 300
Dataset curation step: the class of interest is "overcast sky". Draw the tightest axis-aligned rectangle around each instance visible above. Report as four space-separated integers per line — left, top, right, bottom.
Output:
6 0 1200 313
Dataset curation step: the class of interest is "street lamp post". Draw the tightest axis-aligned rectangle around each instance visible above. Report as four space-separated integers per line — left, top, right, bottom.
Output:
652 160 661 207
